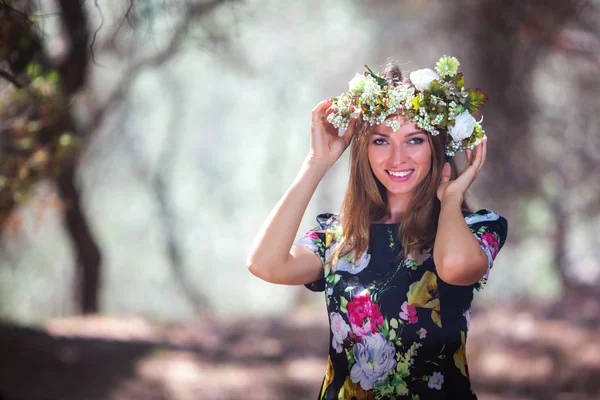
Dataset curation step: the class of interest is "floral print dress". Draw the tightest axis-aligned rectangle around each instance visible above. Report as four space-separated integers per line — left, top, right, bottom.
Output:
295 209 508 400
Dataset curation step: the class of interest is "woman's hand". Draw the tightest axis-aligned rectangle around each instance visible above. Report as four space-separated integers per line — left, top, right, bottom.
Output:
437 137 487 203
307 99 358 169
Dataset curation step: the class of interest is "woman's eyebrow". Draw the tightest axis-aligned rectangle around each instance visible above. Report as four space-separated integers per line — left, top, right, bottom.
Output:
371 131 425 137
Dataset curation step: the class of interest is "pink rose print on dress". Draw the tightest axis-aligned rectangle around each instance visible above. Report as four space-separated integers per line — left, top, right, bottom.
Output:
481 232 500 260
399 301 418 324
347 294 383 339
330 312 351 353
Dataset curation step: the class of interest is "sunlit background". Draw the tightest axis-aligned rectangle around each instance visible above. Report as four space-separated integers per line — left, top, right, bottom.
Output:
1 0 600 399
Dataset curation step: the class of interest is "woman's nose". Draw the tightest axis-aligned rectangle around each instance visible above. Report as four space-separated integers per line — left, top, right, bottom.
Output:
391 144 409 165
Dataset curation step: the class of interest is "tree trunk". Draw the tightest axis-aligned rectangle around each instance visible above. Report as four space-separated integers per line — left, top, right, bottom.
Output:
57 165 101 314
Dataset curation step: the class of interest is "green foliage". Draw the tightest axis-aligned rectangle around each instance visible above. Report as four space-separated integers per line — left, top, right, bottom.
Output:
1 58 76 217
464 88 488 113
453 72 464 89
364 64 388 88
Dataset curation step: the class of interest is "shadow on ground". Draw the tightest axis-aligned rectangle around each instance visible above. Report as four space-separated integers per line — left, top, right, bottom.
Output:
0 298 599 400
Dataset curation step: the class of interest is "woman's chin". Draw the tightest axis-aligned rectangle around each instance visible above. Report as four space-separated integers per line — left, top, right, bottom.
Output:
384 184 417 197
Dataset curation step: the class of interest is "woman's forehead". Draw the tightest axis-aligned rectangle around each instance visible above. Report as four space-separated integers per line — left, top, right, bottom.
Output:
371 117 425 136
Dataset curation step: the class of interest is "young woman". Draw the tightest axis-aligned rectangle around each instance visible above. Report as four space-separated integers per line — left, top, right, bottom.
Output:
247 56 508 399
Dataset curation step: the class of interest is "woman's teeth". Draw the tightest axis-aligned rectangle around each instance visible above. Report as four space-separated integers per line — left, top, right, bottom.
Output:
388 170 413 177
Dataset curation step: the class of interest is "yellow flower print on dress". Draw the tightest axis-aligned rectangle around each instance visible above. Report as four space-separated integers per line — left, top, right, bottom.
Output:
339 376 374 400
321 355 335 399
454 331 468 377
407 271 442 328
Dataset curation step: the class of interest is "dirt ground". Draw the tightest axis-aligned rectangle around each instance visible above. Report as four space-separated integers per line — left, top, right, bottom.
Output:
0 298 599 400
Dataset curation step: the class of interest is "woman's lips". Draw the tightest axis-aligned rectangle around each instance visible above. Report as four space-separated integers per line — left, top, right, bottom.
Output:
386 169 414 182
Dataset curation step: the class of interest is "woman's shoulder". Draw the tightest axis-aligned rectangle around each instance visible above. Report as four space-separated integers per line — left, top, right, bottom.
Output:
462 208 505 225
314 212 341 231
462 208 508 247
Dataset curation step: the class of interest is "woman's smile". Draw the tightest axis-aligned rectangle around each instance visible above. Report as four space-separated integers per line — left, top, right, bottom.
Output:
386 169 415 182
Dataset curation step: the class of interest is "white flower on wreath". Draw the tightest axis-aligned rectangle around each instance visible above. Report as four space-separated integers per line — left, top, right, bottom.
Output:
409 68 440 91
349 73 367 94
448 111 477 142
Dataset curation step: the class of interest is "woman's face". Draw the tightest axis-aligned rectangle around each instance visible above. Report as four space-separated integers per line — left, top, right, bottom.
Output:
367 116 432 199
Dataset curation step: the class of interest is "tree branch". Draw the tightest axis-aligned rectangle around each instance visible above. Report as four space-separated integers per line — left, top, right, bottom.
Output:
81 0 239 136
0 69 23 88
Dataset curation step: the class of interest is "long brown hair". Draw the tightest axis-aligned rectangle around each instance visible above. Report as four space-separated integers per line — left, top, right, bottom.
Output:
330 60 471 263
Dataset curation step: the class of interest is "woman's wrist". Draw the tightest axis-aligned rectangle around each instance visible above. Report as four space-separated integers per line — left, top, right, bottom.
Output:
304 155 331 172
440 191 464 206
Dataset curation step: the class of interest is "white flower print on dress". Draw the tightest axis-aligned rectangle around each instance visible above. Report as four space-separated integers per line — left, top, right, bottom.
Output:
295 234 319 254
330 312 351 353
350 332 397 390
330 243 371 275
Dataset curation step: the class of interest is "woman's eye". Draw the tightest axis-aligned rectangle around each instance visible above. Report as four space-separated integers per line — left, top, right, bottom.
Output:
373 138 388 145
408 137 424 145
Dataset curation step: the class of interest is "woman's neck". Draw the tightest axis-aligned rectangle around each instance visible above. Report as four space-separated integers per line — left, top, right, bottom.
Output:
377 192 410 223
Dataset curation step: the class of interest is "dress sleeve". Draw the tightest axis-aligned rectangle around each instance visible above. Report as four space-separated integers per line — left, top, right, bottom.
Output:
463 209 508 291
293 213 338 292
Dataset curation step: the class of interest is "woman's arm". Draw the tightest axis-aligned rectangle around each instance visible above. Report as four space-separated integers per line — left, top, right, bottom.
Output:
247 157 328 285
247 99 357 285
433 137 489 285
433 194 488 285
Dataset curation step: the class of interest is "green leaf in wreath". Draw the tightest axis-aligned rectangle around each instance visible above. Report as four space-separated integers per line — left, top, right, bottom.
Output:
464 88 488 113
364 65 388 88
453 72 464 89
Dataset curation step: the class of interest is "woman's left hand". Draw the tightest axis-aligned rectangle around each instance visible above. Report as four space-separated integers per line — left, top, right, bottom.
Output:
437 136 487 202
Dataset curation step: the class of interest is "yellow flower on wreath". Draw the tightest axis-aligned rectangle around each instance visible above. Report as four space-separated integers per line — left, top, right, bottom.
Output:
407 271 442 328
339 376 374 400
411 94 422 111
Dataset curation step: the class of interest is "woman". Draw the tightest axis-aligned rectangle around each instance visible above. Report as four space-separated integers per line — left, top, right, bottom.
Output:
247 56 508 399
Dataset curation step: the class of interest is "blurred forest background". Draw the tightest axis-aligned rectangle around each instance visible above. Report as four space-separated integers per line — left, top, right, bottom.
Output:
1 0 600 399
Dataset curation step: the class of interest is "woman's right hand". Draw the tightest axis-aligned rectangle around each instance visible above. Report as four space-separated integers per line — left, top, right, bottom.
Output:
308 99 359 168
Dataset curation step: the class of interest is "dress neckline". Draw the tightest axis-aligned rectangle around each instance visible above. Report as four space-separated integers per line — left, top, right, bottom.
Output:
371 221 400 226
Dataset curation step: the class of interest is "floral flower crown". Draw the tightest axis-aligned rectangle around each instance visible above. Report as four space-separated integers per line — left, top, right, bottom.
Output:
327 55 488 156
